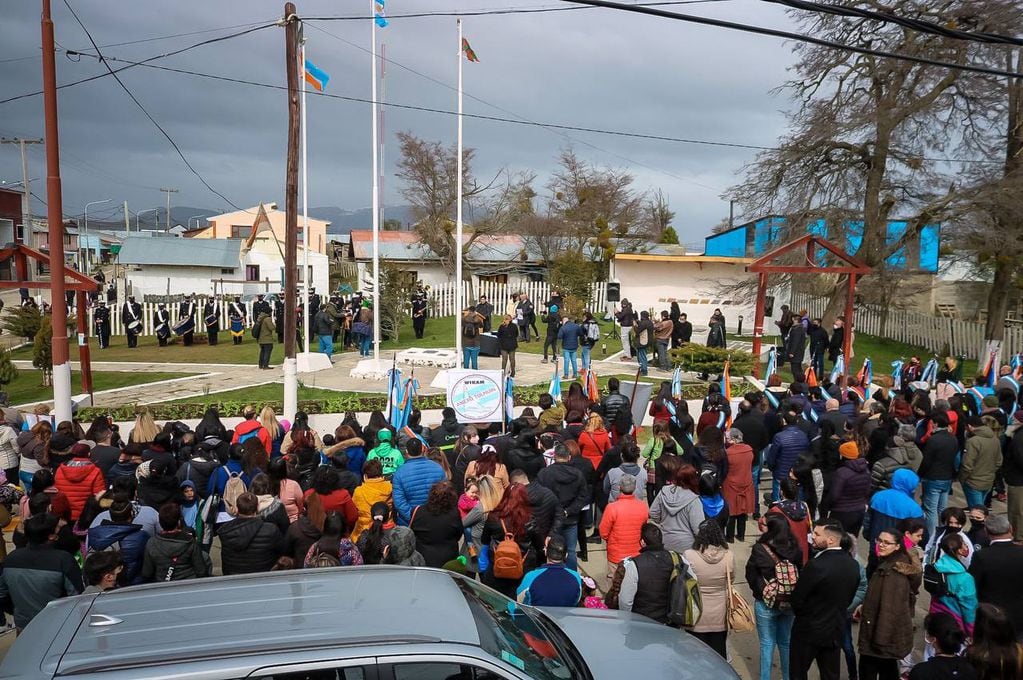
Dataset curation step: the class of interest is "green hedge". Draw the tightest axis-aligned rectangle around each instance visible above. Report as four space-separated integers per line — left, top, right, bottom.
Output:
78 382 723 422
667 345 755 375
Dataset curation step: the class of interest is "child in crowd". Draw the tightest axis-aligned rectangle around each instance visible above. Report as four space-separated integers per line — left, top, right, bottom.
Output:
581 576 606 609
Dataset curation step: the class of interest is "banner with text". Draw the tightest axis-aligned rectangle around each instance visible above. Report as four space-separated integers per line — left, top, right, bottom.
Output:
446 369 504 424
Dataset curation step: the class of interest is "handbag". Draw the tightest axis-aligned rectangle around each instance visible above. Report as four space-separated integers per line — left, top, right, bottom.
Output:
725 560 755 632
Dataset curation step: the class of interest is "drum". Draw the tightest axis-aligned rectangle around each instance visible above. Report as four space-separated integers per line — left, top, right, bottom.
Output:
204 314 218 328
127 320 142 334
173 316 195 336
230 318 244 335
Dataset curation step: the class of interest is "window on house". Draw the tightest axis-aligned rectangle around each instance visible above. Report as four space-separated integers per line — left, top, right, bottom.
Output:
221 268 235 275
231 225 250 238
246 264 260 281
478 274 508 284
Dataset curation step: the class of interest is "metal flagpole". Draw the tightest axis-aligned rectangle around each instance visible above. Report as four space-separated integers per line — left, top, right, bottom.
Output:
300 41 311 355
371 0 381 363
455 18 464 359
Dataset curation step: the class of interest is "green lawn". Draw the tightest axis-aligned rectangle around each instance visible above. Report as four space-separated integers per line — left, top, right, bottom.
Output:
9 370 191 405
162 383 346 406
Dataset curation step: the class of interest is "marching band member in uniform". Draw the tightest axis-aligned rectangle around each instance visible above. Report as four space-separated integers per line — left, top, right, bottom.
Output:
274 294 285 344
309 288 321 320
229 296 246 345
412 291 428 339
177 295 196 347
203 298 220 346
155 303 171 347
253 293 271 319
94 299 111 349
121 296 142 348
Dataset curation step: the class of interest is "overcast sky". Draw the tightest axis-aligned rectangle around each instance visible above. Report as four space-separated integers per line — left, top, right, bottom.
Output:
0 0 799 245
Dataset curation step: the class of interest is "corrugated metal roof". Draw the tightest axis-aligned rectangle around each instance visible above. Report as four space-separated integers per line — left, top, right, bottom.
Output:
117 236 241 268
349 230 541 263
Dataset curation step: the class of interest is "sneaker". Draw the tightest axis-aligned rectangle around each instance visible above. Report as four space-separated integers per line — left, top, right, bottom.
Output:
586 535 602 545
541 358 548 364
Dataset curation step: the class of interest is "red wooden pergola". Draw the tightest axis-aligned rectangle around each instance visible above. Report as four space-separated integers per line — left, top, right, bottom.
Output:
747 234 872 379
0 243 100 395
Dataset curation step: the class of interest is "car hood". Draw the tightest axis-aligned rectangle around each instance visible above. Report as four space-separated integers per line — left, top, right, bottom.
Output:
539 607 739 680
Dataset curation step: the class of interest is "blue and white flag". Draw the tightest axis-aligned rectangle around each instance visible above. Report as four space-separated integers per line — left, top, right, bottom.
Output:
548 363 562 403
387 366 404 425
671 366 683 400
764 389 780 410
921 358 938 386
891 360 904 391
765 347 777 379
374 0 388 27
395 376 419 431
505 376 515 425
830 354 845 385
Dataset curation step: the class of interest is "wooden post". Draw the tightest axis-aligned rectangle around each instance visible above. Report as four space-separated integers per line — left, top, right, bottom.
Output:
844 274 857 363
751 272 767 379
282 3 300 419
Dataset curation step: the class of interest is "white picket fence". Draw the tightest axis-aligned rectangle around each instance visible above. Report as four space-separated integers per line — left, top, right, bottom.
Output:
82 298 261 338
790 292 1023 361
426 281 608 317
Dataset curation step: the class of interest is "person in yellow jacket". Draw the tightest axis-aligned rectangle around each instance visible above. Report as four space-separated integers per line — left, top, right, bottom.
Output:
352 458 393 542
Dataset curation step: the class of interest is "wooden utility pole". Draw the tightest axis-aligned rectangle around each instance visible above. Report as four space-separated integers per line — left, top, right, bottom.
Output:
41 0 72 422
282 2 300 420
160 187 178 231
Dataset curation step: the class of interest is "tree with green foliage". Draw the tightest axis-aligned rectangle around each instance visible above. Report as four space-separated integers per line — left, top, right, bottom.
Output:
33 314 53 386
549 250 599 318
0 347 17 388
378 264 416 344
2 306 41 343
660 226 680 245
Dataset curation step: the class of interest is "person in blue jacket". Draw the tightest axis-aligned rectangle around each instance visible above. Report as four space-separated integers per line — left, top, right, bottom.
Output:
928 532 978 638
864 468 923 574
766 411 810 501
391 438 446 526
557 315 584 380
516 536 582 607
86 497 149 585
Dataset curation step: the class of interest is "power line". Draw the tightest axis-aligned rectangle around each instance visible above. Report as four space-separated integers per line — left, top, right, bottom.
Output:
87 52 1000 166
557 0 1023 80
304 22 721 191
761 0 1023 48
305 0 730 20
60 0 241 209
0 22 277 105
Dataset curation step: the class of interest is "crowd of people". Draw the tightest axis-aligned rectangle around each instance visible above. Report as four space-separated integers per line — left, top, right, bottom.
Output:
0 355 1021 680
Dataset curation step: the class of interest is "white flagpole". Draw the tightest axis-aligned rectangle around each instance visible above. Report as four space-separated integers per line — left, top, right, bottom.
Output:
300 42 311 356
371 1 381 363
455 18 464 359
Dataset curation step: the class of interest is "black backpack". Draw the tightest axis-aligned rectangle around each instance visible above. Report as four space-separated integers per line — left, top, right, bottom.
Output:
923 562 948 598
698 463 721 496
463 321 478 339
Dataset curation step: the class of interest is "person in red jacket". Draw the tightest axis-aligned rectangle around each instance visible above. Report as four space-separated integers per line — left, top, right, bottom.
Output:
599 475 649 587
232 405 271 453
304 466 358 531
578 413 611 469
54 443 106 521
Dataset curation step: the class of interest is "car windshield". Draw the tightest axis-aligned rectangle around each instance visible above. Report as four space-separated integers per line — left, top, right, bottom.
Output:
455 578 577 680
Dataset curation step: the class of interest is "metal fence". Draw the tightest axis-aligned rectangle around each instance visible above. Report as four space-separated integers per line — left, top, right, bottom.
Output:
426 280 608 317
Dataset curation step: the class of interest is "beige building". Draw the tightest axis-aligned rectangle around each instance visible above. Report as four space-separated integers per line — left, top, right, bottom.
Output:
196 203 330 255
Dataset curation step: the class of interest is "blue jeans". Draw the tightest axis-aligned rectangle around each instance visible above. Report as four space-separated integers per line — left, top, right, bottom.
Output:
637 347 649 375
562 349 578 378
811 350 825 380
962 482 989 509
772 477 782 502
581 345 591 370
752 447 766 513
462 345 480 369
755 599 793 680
841 613 856 679
359 334 372 356
318 334 333 358
558 523 579 572
921 479 953 539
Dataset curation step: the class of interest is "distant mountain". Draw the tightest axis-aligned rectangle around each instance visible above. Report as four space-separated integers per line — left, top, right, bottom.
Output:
309 205 414 233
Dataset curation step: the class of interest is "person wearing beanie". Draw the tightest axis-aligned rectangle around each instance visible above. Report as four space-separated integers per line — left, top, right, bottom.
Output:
820 439 871 537
53 442 105 521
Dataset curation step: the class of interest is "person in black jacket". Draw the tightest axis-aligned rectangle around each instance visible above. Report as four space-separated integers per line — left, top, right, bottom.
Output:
733 400 770 517
141 502 208 582
1006 418 1023 542
409 480 462 568
918 412 959 539
828 317 845 369
968 513 1023 636
510 469 563 549
807 318 829 379
789 519 861 680
496 315 519 377
536 443 589 571
563 439 597 561
506 432 545 481
785 321 807 379
599 377 631 436
217 492 283 575
614 523 676 624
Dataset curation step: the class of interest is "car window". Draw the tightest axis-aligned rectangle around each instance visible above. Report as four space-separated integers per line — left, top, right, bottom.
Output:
250 668 368 680
454 579 573 680
390 662 509 680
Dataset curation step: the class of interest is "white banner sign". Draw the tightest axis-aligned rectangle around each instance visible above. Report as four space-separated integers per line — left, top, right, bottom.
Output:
446 369 504 424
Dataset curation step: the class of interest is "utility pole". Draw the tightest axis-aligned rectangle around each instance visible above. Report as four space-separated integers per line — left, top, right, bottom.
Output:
0 137 43 254
283 2 300 420
123 200 129 237
41 0 72 422
159 187 178 232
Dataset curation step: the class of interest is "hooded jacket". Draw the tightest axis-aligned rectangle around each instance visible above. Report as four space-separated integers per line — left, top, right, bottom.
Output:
176 455 219 498
217 516 282 575
870 437 923 491
865 469 923 542
767 500 811 565
0 544 81 629
929 552 977 632
684 545 735 633
256 495 290 536
767 425 810 480
87 522 149 584
141 529 208 582
326 437 367 477
822 457 871 514
605 463 648 503
537 404 567 432
366 432 405 477
648 485 705 553
392 457 446 525
960 425 1002 490
284 516 321 564
858 550 922 659
428 415 463 452
505 442 546 481
54 458 106 520
231 419 271 454
536 461 589 524
352 477 393 542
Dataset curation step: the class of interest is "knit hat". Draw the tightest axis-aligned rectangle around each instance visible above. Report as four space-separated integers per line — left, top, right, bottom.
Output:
70 442 91 458
49 433 76 453
839 441 859 460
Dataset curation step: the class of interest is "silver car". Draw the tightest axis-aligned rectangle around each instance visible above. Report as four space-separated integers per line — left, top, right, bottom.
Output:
1 566 739 680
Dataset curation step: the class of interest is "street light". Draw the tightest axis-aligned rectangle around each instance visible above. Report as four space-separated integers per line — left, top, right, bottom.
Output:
136 208 157 233
188 214 206 230
84 199 111 276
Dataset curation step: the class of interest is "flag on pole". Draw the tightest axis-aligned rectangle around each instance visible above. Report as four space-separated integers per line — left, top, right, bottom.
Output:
374 0 388 27
765 347 777 379
1011 352 1022 379
891 359 904 391
387 366 403 425
548 363 562 403
304 60 330 92
505 375 515 425
721 361 732 427
461 37 480 62
830 354 845 385
921 358 938 386
395 375 419 431
764 388 780 410
857 358 873 388
671 366 683 400
584 368 599 403
982 350 998 388
804 366 818 388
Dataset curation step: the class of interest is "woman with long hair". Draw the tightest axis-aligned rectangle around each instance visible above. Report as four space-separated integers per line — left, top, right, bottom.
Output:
267 456 304 523
194 408 228 442
464 444 508 493
356 501 424 566
305 466 357 529
304 512 363 567
410 480 462 568
281 411 323 455
82 416 109 444
461 475 503 575
451 426 481 492
578 413 611 470
565 382 589 420
425 446 453 481
241 438 269 478
649 381 676 426
284 492 326 564
128 411 160 445
17 420 51 488
855 528 922 680
364 410 390 450
648 462 705 553
249 472 290 535
927 532 977 640
684 519 735 658
259 406 284 458
480 482 535 598
640 420 674 500
967 603 1023 680
746 513 803 680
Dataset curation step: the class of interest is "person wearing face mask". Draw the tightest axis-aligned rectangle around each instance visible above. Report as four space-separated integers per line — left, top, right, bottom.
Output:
926 532 977 644
923 507 974 568
854 528 922 680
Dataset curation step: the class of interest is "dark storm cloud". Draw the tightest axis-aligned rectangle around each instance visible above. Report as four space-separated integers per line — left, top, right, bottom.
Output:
0 0 798 240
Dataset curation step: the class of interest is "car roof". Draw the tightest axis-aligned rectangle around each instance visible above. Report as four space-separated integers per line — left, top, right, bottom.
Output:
52 567 481 676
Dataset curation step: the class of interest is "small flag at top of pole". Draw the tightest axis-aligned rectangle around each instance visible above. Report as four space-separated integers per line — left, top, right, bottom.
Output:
304 60 330 92
891 359 905 391
857 358 873 389
374 0 388 27
461 37 479 62
583 368 599 403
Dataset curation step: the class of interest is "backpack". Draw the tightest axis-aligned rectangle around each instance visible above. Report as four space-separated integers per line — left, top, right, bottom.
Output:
761 545 799 611
222 467 248 516
586 321 601 342
698 463 720 496
637 325 650 347
492 519 525 580
307 549 342 569
923 562 949 598
237 428 261 445
463 321 479 339
251 323 261 340
667 551 703 628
